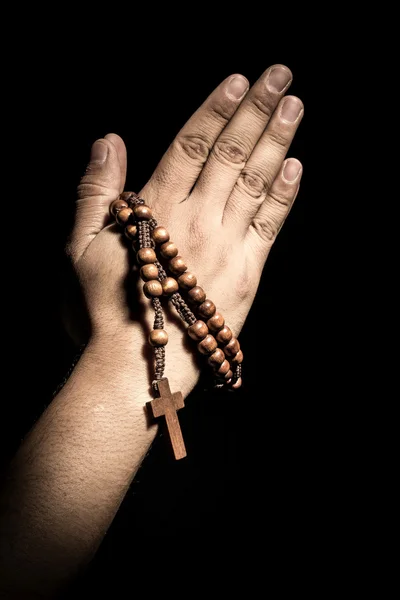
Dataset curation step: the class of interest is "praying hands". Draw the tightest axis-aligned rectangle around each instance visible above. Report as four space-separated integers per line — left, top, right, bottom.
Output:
0 64 303 598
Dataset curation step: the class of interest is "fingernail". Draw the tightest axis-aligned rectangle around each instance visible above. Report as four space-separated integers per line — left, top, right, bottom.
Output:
90 140 108 164
283 159 302 182
266 67 292 93
227 75 249 99
280 97 303 122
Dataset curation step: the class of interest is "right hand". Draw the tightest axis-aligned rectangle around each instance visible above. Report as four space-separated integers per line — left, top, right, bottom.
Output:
67 64 303 399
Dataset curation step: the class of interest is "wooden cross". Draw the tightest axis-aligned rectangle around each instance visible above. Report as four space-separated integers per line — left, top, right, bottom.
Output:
148 378 187 460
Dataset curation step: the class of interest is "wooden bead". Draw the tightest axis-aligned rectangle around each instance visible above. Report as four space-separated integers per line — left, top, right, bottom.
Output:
152 226 170 245
120 191 137 204
187 320 208 341
134 204 153 220
140 264 159 281
137 247 157 264
149 329 168 347
116 207 133 225
207 312 225 333
224 369 233 381
224 338 240 357
143 280 163 298
231 350 243 365
125 224 138 240
110 198 128 217
177 272 197 290
160 242 178 258
217 360 230 376
187 286 206 304
161 277 179 296
216 326 232 344
208 348 225 367
232 377 242 389
198 300 216 319
169 256 187 275
197 334 217 355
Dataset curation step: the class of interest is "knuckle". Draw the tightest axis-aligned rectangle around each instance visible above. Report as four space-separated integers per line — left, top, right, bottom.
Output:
213 136 248 167
77 179 116 200
268 188 292 209
210 97 236 123
250 217 278 244
237 167 269 199
248 93 275 120
176 134 210 163
267 127 289 151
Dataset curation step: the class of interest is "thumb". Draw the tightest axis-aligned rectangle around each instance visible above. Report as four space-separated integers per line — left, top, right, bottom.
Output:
69 133 127 263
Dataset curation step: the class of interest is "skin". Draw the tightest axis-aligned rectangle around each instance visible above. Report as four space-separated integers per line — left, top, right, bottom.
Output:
0 65 303 597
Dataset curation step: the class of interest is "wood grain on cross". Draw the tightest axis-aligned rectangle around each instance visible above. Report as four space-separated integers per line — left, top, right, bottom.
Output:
148 378 187 460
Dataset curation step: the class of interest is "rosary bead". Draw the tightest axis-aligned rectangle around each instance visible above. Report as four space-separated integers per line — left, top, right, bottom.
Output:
207 312 225 333
231 349 243 365
149 329 168 346
197 334 218 355
216 326 232 344
134 204 153 220
177 272 197 289
208 348 225 367
125 224 138 240
232 377 242 389
140 264 159 281
224 369 233 381
110 198 128 217
187 286 206 304
143 280 163 298
198 300 216 319
116 207 133 226
137 247 157 264
217 360 230 376
161 277 179 295
120 191 137 203
224 338 240 357
152 226 170 245
187 320 208 341
160 241 178 258
169 256 187 275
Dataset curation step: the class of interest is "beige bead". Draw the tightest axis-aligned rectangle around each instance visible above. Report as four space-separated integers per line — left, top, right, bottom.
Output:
110 198 128 217
125 224 138 240
187 286 206 304
143 280 163 298
208 348 225 367
177 272 197 290
140 264 159 281
116 207 133 225
207 312 225 333
232 377 242 389
137 248 157 264
134 204 153 220
149 329 168 347
152 226 170 245
169 256 187 275
198 300 216 319
231 350 243 365
187 320 208 341
224 338 240 357
217 360 230 376
161 277 179 296
160 242 178 258
197 334 217 355
216 326 232 345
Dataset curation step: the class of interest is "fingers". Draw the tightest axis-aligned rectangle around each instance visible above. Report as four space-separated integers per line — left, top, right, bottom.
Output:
245 158 302 261
143 74 249 203
223 95 303 230
69 134 127 264
193 65 292 207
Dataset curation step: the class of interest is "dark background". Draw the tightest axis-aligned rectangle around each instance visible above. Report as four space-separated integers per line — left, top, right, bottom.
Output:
2 52 330 591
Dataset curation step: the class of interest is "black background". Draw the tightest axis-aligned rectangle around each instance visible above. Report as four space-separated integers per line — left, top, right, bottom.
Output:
1 51 329 592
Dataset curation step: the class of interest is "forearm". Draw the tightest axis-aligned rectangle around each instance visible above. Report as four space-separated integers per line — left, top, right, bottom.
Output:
0 336 158 596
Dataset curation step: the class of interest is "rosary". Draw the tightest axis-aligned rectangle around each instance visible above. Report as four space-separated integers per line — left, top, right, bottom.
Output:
110 192 243 460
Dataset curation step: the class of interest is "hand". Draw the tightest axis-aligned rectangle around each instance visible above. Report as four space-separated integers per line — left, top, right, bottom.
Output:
67 64 303 398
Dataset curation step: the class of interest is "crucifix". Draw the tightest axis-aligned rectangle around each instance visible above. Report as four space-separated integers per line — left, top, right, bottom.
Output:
148 378 187 460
